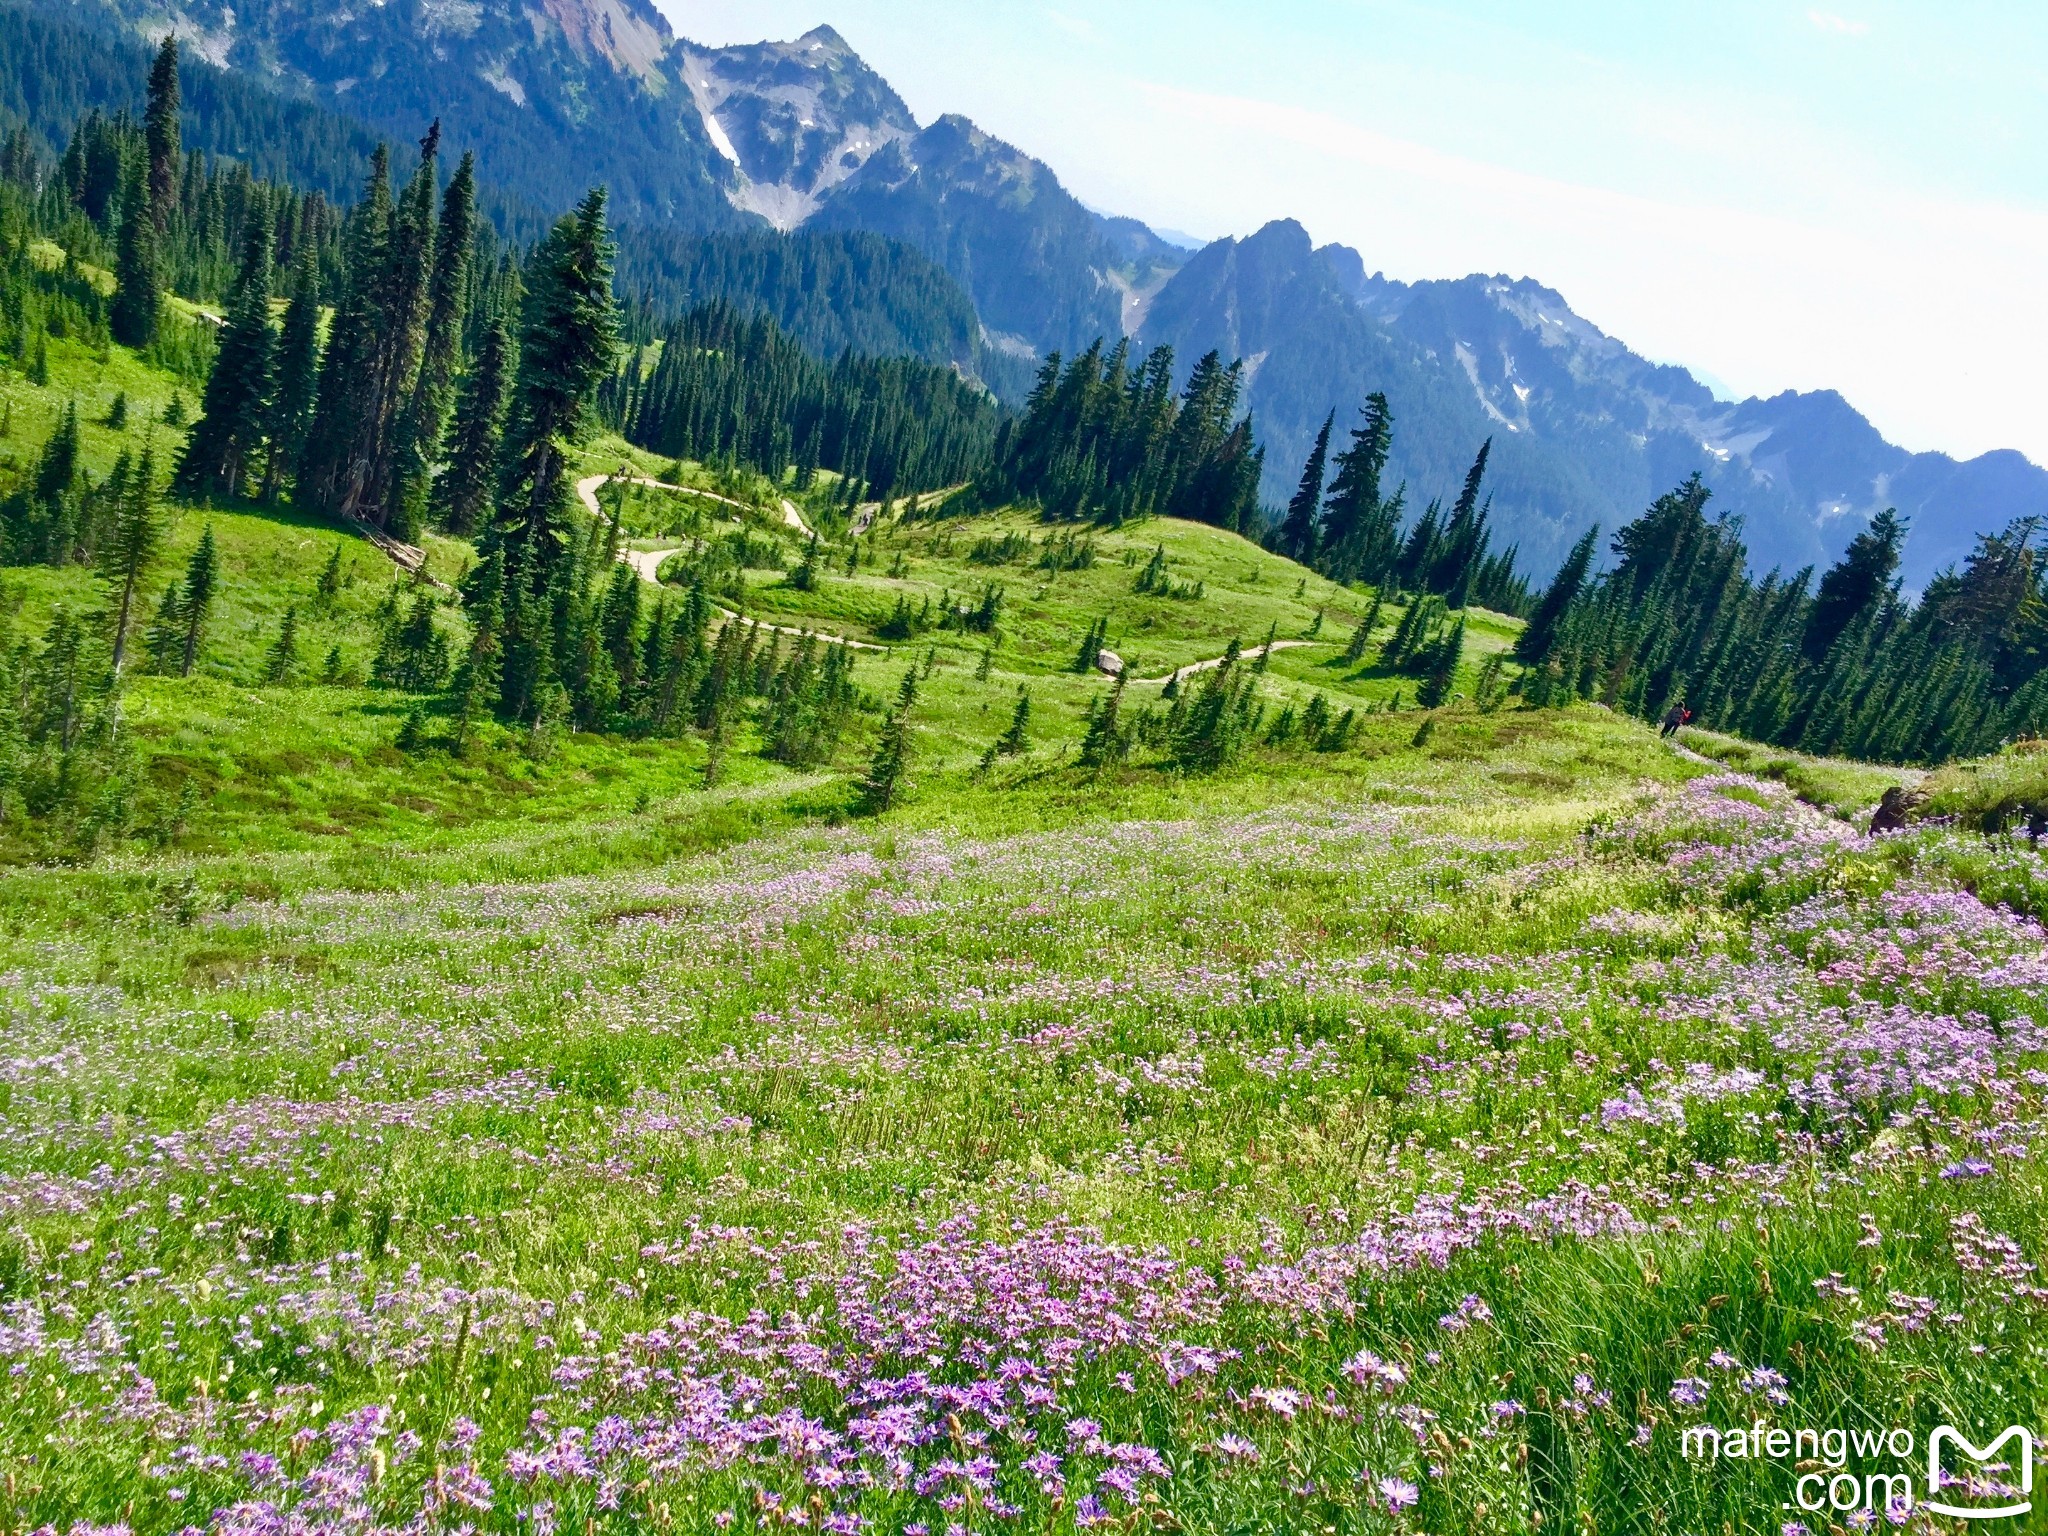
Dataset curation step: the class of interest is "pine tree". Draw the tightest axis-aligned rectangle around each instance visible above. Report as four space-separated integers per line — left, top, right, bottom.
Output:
110 158 159 349
856 666 918 814
498 186 618 557
262 252 323 502
1416 617 1465 709
1344 590 1384 664
142 35 180 229
1318 394 1396 580
144 582 185 675
1278 411 1333 562
313 544 344 611
1515 526 1598 664
100 443 160 676
265 606 299 684
347 124 441 527
1079 672 1129 769
392 151 477 536
175 211 275 500
996 687 1032 756
300 146 393 516
433 318 512 536
177 524 218 677
1803 508 1904 665
1073 614 1108 673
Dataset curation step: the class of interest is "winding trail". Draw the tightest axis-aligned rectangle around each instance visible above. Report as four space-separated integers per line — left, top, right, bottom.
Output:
1138 639 1320 685
582 471 887 652
585 471 1336 676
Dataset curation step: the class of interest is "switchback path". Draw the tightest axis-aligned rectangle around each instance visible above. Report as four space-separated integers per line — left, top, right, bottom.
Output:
1136 639 1320 684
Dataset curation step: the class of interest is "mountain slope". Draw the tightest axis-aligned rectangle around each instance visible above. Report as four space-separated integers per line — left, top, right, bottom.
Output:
675 24 916 229
36 0 747 229
1146 220 2048 584
35 0 2045 575
671 27 1186 363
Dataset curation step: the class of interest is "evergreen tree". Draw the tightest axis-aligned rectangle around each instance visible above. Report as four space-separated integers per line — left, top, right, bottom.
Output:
1073 614 1108 673
144 582 185 677
2 403 82 565
142 35 180 229
299 145 393 517
100 443 160 676
262 252 323 501
1078 672 1129 769
497 186 618 559
392 151 478 536
175 211 275 500
433 317 512 536
1803 508 1904 665
1278 412 1333 562
995 687 1032 756
177 524 218 677
110 158 159 349
1318 394 1397 580
1515 526 1598 664
265 606 299 684
1344 590 1385 664
1416 616 1465 709
856 666 918 814
312 543 344 611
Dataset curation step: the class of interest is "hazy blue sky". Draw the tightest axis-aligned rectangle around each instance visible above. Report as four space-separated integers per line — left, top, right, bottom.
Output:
658 2 2048 464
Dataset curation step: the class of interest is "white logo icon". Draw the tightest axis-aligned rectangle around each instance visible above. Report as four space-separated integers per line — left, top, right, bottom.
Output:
1927 1425 2034 1520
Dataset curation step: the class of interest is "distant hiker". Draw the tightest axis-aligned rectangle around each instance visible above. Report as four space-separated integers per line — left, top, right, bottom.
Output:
1660 702 1686 738
1870 786 1914 836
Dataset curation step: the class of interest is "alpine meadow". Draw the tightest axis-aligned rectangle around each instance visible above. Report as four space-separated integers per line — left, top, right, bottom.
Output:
0 8 2044 1536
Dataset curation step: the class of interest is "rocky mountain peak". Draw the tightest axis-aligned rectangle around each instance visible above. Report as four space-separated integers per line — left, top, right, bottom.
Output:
677 22 919 228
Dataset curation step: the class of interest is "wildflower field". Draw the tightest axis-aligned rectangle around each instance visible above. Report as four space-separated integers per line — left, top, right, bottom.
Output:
3 708 2044 1535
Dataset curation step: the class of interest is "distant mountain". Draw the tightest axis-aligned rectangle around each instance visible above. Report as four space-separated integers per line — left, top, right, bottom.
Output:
32 0 749 229
51 0 1184 370
33 0 2046 578
1143 220 2048 584
676 25 1185 361
675 25 916 230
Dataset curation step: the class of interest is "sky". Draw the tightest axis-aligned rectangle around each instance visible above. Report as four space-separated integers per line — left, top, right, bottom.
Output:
656 2 2048 467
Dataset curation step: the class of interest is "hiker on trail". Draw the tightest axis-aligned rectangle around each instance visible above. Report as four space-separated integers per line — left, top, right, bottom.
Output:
1660 702 1687 738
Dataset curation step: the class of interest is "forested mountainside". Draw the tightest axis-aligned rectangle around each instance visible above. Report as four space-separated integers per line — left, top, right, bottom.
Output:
39 0 1186 367
16 0 2048 589
27 0 744 230
46 0 2041 588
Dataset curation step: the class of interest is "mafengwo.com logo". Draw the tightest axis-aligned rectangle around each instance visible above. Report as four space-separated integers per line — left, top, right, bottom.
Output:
1679 1420 2034 1522
1927 1425 2034 1522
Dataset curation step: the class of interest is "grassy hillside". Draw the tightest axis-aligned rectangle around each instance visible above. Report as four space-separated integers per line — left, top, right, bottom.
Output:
3 275 2046 1536
0 298 1525 870
3 694 2045 1535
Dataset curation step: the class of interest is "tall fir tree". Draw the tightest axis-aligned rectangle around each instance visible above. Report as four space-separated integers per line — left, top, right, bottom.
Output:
177 524 219 677
1278 411 1333 563
110 157 159 349
434 317 512 536
175 210 275 500
101 443 161 676
143 35 180 230
1318 394 1397 580
1803 508 1905 665
391 151 477 537
497 186 618 557
263 251 322 502
300 145 393 517
1417 616 1465 709
1515 526 1598 664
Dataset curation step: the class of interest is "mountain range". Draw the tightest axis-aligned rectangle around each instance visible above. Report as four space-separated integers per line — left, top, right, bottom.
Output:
24 0 2047 583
